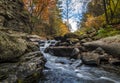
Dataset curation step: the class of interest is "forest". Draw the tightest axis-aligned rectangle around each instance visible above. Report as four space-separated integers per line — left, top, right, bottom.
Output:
0 0 120 83
22 0 120 39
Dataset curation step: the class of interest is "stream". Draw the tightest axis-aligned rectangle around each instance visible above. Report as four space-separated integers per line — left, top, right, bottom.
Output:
39 40 120 83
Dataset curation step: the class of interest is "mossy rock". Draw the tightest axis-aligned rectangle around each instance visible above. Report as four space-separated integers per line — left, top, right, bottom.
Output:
0 31 27 62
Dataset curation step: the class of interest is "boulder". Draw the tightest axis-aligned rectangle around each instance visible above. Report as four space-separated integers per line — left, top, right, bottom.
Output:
64 33 79 39
55 42 70 46
0 30 46 82
0 30 27 62
54 36 65 41
0 0 31 33
45 46 80 58
81 47 109 66
79 34 89 40
81 52 100 66
66 38 79 44
0 51 46 83
83 35 120 58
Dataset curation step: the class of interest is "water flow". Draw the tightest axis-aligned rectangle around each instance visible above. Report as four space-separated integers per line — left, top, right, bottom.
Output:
39 40 120 83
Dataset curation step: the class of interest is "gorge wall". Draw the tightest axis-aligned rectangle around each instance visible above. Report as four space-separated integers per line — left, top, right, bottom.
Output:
0 0 31 33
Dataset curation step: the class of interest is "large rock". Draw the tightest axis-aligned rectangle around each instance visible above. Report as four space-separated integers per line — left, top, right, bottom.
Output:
83 35 120 58
81 47 109 66
0 30 46 82
0 0 46 82
45 46 80 58
81 52 100 66
0 30 27 62
0 0 31 33
64 33 79 39
0 51 46 83
55 33 80 46
109 58 120 66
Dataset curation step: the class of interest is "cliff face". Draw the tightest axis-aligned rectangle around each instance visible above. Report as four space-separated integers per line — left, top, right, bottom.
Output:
0 0 31 33
0 1 46 82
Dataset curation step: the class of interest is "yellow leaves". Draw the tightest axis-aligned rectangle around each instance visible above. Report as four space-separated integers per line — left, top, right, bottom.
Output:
59 23 69 36
54 20 69 36
85 14 105 29
22 0 69 36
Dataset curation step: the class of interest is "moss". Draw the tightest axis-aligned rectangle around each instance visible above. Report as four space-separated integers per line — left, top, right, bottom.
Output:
75 27 96 36
95 26 120 39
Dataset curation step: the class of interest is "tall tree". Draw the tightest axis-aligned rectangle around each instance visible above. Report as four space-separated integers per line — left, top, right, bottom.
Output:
58 0 75 30
23 0 69 36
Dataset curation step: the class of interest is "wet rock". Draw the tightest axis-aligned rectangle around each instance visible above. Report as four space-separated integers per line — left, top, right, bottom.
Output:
81 52 100 66
93 47 105 54
56 42 70 46
46 47 80 58
71 48 80 58
66 38 79 44
109 58 120 66
81 47 109 66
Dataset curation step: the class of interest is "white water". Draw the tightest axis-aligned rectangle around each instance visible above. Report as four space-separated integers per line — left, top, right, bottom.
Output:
39 40 120 83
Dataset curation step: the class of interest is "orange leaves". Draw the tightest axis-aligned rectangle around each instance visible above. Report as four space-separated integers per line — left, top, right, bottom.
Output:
22 0 53 21
22 0 69 36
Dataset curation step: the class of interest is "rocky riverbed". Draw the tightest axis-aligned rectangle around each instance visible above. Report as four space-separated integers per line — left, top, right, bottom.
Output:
45 34 120 74
39 37 120 83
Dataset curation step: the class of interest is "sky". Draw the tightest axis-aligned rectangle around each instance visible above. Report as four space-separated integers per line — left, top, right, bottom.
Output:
60 0 91 32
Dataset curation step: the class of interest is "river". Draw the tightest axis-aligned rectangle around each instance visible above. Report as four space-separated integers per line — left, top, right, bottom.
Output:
39 40 120 83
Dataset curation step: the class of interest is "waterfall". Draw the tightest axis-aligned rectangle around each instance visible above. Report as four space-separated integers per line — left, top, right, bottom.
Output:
39 40 58 52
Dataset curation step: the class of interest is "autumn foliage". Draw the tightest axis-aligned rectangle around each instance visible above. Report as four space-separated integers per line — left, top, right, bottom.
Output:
22 0 69 37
